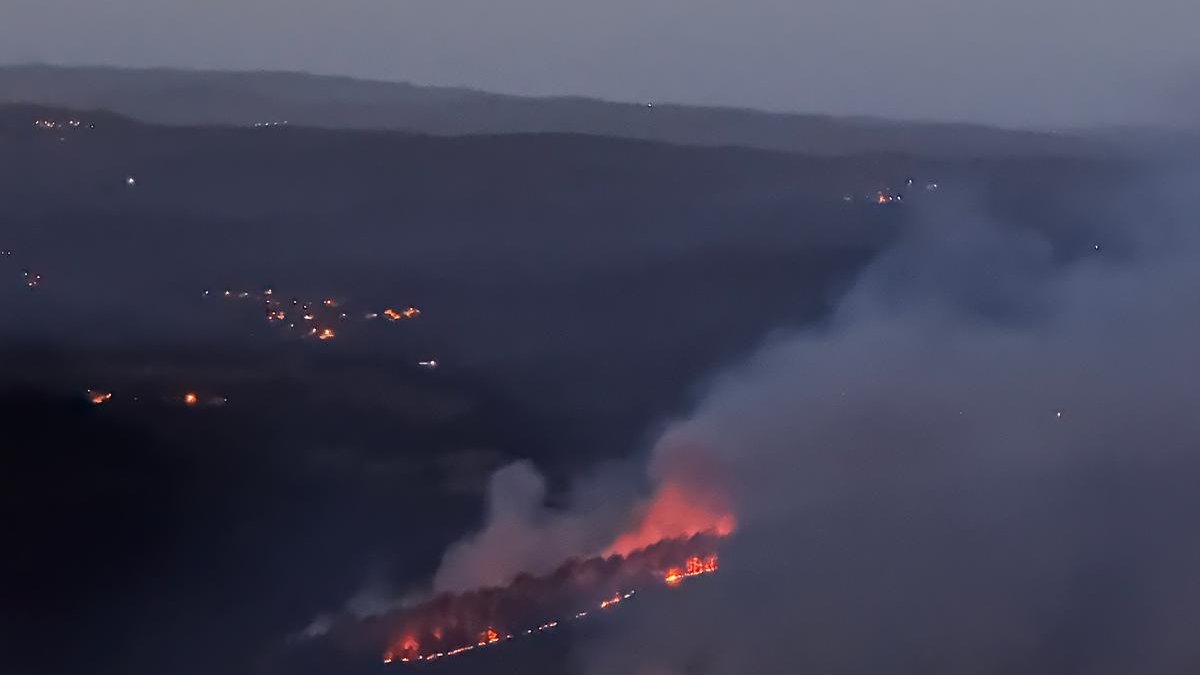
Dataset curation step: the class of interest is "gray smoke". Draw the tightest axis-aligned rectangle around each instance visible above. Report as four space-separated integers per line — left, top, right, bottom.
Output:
576 169 1200 674
435 461 610 592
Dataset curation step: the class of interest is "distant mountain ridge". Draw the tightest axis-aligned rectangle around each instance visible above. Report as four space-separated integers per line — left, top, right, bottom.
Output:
0 64 1100 157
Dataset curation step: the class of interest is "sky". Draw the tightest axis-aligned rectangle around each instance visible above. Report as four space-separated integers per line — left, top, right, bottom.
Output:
3 0 1199 128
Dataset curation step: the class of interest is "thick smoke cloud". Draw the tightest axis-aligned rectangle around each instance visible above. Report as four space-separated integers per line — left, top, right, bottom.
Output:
429 442 736 594
570 171 1200 674
431 460 650 593
317 165 1200 673
435 461 608 592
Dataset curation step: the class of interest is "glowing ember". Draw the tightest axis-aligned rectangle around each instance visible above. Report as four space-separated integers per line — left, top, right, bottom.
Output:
383 306 421 321
87 390 113 405
183 392 199 406
317 328 336 341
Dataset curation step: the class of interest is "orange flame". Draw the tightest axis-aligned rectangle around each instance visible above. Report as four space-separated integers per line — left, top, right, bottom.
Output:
383 307 421 321
383 635 421 663
664 555 719 587
381 550 721 665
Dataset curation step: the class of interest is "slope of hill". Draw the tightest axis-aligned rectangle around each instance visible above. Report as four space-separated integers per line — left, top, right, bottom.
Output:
0 103 1144 675
0 103 1132 454
0 64 1100 157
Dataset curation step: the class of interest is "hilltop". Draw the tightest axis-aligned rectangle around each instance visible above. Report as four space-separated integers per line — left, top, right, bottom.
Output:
0 64 1099 157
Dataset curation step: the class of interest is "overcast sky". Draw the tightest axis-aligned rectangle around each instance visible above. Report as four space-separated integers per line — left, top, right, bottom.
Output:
3 0 1198 128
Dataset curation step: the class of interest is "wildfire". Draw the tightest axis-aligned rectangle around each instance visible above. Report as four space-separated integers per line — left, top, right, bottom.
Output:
87 390 113 405
183 392 199 406
599 593 624 609
664 555 719 587
317 328 336 341
368 473 734 667
379 542 722 666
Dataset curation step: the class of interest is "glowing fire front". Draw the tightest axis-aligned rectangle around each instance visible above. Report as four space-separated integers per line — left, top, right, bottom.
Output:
371 470 736 666
664 555 719 587
379 544 723 665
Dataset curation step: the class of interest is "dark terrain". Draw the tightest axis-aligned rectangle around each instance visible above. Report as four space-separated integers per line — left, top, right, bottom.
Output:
0 101 1139 675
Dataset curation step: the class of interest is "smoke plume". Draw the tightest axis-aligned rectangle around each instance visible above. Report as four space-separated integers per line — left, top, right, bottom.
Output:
572 168 1200 674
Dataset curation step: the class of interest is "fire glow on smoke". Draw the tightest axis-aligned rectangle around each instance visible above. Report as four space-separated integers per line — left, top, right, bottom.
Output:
606 482 736 557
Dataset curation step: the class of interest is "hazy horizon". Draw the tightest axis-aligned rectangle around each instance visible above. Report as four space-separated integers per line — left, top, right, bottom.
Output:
0 60 1105 132
3 0 1198 130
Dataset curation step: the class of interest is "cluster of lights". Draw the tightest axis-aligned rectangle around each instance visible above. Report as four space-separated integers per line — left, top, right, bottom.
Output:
207 286 424 347
840 178 941 205
33 118 87 130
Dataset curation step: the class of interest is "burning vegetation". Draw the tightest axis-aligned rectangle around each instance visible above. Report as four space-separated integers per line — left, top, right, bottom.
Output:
664 555 719 587
323 532 728 665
